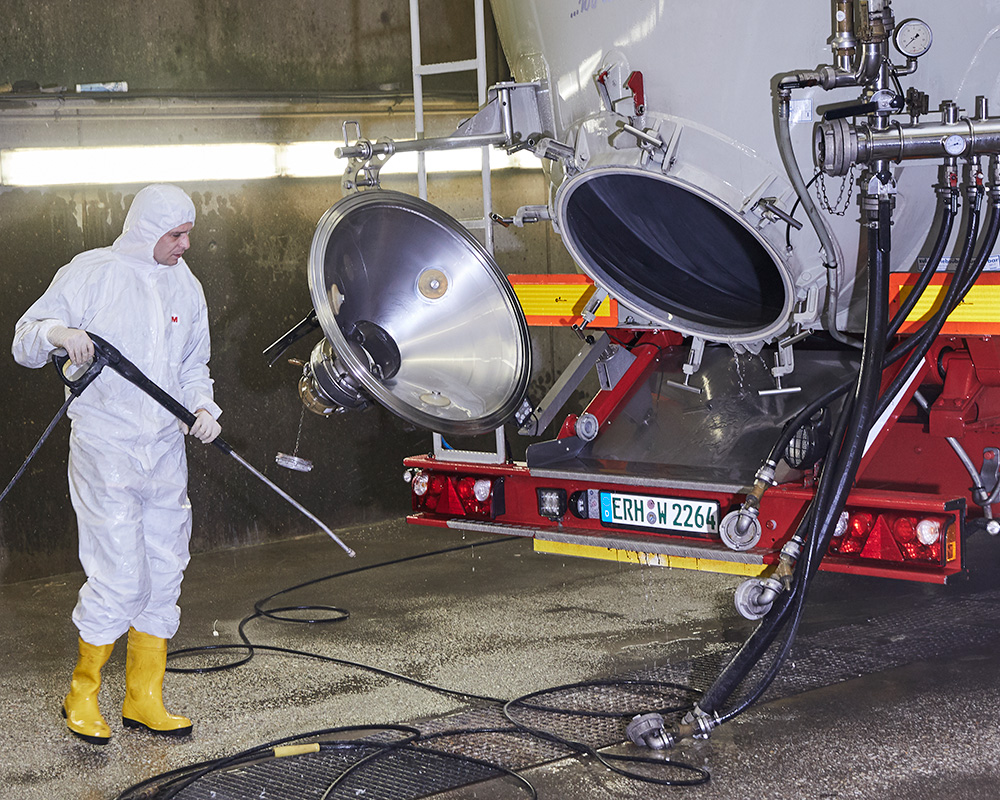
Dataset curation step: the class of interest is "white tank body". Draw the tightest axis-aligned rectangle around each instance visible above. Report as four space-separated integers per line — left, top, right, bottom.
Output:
489 0 1000 345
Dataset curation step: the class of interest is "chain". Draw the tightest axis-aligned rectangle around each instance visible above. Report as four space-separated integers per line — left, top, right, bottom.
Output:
817 166 857 216
292 404 307 457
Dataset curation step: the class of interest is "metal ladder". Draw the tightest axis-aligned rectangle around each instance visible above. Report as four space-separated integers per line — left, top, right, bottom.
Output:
408 0 495 255
409 0 507 463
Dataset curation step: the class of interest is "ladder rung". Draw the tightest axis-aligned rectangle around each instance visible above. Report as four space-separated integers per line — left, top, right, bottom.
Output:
415 58 480 76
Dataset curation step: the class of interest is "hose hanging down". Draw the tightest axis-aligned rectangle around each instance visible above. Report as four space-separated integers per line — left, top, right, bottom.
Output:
661 165 1000 746
655 192 895 747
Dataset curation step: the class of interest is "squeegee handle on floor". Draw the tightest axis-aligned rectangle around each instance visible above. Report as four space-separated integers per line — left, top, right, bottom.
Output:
56 333 355 557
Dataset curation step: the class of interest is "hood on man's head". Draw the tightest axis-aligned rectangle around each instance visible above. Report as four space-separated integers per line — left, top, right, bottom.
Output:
112 184 196 264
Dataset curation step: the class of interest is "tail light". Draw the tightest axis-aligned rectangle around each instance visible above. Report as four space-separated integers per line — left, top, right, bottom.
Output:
408 470 505 521
830 511 874 555
411 471 430 496
828 507 951 565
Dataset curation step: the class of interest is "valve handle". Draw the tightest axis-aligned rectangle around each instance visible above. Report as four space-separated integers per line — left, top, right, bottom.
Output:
824 101 879 121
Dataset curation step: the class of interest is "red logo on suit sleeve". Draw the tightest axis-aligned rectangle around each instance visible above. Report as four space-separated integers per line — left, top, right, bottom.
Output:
171 316 179 323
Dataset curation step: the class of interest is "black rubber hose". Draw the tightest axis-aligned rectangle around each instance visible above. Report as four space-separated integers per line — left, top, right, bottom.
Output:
793 189 994 534
874 187 985 421
715 187 1000 727
731 199 892 716
887 187 958 338
696 196 892 721
960 193 1000 298
767 381 849 466
714 199 894 723
885 189 999 416
765 187 955 471
715 391 860 723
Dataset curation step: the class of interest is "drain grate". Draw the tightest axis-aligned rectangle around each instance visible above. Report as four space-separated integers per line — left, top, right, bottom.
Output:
175 744 503 800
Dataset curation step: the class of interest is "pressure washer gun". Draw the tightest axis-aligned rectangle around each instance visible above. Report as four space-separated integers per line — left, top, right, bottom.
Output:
2 333 355 558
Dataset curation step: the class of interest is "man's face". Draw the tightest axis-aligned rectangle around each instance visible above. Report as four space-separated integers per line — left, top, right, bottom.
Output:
153 222 194 266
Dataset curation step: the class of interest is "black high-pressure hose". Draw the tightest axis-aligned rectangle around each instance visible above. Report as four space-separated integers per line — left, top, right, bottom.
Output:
888 186 960 338
874 185 987 420
689 196 894 730
699 182 1000 731
757 192 1000 714
882 183 1000 378
959 193 1000 298
694 175 1000 736
707 197 893 725
711 385 865 723
764 185 958 473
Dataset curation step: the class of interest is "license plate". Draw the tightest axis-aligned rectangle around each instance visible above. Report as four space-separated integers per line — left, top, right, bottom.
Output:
599 491 720 535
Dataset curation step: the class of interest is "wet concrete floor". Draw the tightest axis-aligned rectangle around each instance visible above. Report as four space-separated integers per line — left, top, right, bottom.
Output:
2 518 1000 799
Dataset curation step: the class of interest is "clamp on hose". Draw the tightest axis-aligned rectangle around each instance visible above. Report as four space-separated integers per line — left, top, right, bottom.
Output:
627 706 719 751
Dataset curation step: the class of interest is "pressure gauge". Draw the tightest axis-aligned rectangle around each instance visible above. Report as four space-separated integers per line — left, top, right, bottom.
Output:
943 134 966 156
894 18 933 58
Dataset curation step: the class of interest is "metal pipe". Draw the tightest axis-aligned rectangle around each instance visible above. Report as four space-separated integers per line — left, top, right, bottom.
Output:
816 0 890 92
820 40 886 90
831 0 858 72
776 90 849 340
336 131 507 160
228 452 356 556
409 0 427 199
818 116 1000 176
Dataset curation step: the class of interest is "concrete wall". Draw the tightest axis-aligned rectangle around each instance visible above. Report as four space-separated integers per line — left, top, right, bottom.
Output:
2 0 505 94
0 3 587 583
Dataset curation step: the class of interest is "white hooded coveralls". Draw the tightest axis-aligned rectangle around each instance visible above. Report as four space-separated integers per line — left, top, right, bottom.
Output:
12 184 221 646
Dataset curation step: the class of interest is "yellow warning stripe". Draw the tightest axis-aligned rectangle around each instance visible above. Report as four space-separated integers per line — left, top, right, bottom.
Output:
892 275 1000 335
533 538 772 577
508 276 618 327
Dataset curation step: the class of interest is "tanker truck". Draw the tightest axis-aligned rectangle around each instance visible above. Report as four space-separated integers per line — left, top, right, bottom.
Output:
267 0 1000 745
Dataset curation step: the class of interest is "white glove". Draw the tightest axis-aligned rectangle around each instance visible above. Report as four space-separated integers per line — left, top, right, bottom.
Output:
47 325 94 366
184 409 222 444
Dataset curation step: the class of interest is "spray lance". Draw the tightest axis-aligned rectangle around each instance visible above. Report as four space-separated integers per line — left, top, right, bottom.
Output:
0 332 355 558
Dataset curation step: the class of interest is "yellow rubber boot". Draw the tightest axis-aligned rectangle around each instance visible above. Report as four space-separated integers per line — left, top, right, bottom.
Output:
62 637 114 745
121 627 192 737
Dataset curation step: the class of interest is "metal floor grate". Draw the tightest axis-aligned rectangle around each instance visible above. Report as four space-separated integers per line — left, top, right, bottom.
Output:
176 744 501 800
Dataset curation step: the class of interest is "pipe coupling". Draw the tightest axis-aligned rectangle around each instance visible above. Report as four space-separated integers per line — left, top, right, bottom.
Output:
734 576 784 620
626 713 677 750
720 509 762 551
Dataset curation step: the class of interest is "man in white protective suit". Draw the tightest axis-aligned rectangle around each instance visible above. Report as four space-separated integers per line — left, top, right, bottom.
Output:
12 184 222 745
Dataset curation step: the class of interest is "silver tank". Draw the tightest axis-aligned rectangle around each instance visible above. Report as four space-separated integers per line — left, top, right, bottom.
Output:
489 0 1000 346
